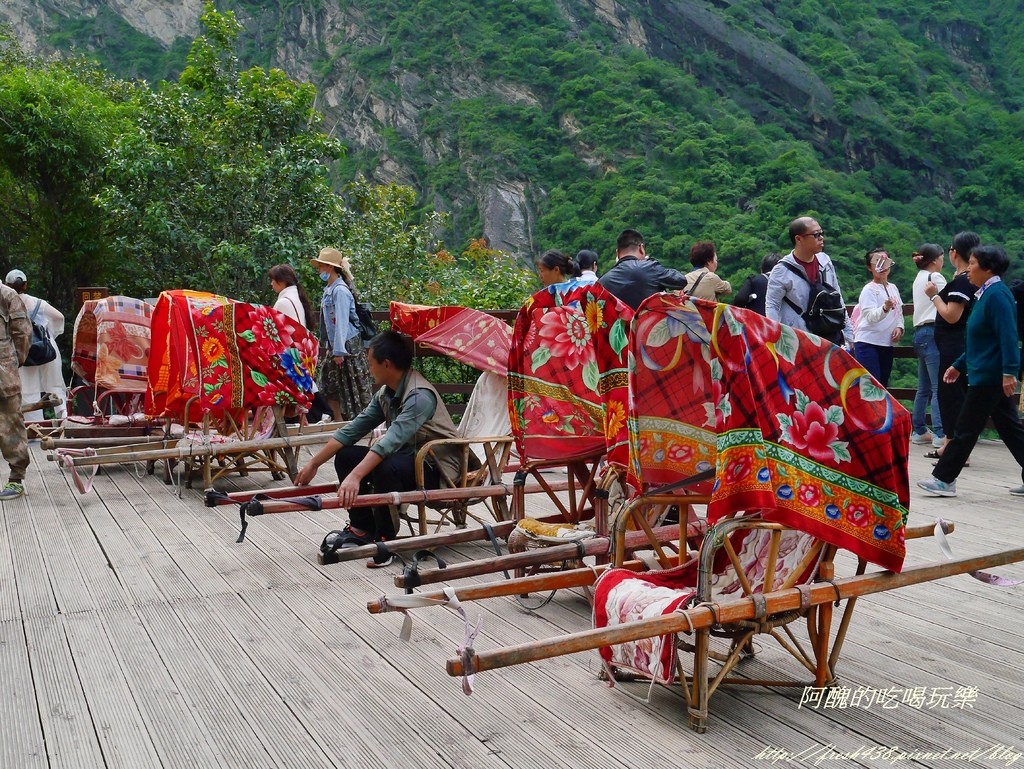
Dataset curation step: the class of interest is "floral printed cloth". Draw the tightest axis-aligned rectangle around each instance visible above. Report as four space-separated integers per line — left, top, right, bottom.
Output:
628 294 910 571
146 290 317 422
594 525 820 682
508 284 633 467
389 302 511 376
593 566 696 684
71 296 154 392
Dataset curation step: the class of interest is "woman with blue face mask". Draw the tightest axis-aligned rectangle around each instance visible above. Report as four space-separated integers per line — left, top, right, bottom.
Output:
309 248 373 421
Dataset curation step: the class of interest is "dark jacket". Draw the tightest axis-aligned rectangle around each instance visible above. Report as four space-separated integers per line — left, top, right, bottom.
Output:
733 273 769 316
598 255 688 310
954 278 1020 386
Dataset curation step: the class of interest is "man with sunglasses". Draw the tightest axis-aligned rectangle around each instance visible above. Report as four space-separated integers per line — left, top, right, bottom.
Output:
765 216 855 347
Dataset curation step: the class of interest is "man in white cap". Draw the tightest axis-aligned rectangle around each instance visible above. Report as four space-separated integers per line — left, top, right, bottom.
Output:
0 279 31 499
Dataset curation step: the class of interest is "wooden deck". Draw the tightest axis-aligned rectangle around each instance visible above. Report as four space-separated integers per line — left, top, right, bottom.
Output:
2 439 1023 768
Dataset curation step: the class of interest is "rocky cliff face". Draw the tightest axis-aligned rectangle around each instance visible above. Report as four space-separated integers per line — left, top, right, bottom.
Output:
1 0 202 49
3 0 843 256
5 0 986 258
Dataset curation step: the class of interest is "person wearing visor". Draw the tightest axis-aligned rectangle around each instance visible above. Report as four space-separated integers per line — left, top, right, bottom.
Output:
853 249 904 387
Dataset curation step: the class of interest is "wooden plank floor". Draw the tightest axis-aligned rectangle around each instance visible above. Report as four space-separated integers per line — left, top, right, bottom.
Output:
2 439 1023 768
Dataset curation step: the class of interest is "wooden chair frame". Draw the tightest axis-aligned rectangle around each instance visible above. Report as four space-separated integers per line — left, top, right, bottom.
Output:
405 434 515 536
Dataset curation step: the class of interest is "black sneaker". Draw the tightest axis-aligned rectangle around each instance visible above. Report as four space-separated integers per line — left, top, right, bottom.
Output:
320 525 372 555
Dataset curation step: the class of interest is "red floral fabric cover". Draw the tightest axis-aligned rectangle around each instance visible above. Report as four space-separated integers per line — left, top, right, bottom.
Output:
71 296 154 392
389 302 511 376
146 290 317 422
508 284 633 467
593 566 695 684
628 294 910 571
594 526 820 681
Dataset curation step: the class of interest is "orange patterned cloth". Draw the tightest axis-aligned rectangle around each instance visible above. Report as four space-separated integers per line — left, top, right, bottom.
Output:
146 290 317 422
71 296 154 392
628 294 910 571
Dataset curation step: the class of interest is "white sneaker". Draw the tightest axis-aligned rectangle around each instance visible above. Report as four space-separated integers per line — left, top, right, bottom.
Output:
916 477 957 497
910 432 933 445
931 436 945 449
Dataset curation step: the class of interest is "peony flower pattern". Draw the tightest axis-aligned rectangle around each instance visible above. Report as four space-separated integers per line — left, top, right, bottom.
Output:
533 306 594 372
667 442 693 465
245 304 295 354
777 389 850 464
845 502 872 528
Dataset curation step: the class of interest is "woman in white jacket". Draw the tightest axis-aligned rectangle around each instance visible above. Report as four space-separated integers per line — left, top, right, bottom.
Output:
4 269 65 421
853 249 904 387
269 263 313 328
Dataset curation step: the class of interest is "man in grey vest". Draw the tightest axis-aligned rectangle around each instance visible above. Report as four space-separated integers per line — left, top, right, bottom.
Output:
295 330 463 566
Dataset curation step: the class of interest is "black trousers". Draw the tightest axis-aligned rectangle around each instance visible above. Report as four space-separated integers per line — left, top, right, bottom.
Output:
932 384 1024 484
935 335 968 440
333 445 441 540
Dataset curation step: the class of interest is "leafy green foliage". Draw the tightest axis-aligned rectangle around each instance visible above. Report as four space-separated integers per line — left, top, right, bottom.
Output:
96 4 348 302
0 30 135 310
299 0 1024 293
333 178 535 312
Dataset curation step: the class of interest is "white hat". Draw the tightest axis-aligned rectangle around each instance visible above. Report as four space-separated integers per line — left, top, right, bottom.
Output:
5 269 26 285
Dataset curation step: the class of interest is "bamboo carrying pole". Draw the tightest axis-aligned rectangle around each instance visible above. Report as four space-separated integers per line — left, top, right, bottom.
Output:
45 435 171 452
373 521 945 612
21 395 60 414
65 431 335 466
445 545 1024 676
253 479 572 516
393 522 701 588
205 482 340 504
368 560 648 613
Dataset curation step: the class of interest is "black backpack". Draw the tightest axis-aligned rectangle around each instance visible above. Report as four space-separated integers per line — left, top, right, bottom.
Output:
354 301 378 341
781 260 846 344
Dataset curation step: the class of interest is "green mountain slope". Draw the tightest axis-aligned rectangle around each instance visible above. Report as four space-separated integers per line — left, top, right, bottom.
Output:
35 0 1024 290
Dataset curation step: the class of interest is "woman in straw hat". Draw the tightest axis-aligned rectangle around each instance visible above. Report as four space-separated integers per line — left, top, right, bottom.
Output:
310 248 373 421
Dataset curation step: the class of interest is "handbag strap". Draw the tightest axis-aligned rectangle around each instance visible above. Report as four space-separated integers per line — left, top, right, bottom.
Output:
688 271 706 296
29 298 43 323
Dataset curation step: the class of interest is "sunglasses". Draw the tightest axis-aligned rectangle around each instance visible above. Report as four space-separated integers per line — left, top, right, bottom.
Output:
801 231 825 239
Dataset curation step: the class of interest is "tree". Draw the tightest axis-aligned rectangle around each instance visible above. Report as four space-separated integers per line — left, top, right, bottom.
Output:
96 3 347 302
0 29 133 310
333 178 535 312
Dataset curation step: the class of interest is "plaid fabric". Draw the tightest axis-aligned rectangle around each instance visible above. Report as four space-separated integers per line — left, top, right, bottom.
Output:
508 284 633 467
628 294 910 571
146 290 317 422
71 296 154 392
390 302 511 376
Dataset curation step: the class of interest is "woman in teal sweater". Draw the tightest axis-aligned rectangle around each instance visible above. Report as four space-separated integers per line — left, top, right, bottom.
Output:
918 244 1024 497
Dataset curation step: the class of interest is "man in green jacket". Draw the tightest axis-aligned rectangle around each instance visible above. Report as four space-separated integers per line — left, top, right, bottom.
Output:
295 330 463 564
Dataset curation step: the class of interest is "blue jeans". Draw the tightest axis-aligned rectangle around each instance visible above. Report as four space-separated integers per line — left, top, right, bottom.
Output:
853 342 894 387
912 324 943 437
